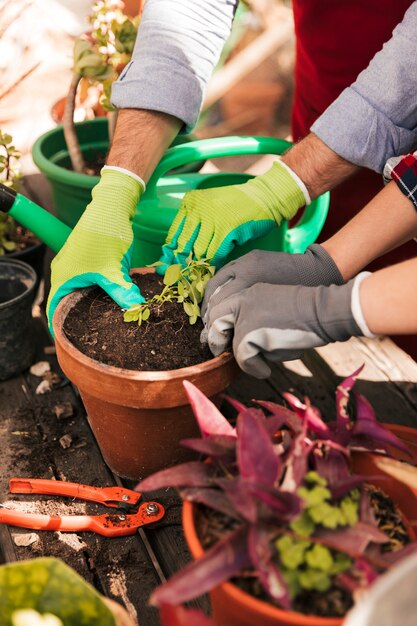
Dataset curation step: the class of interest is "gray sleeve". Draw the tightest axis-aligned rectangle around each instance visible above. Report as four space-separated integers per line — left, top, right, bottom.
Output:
311 2 417 173
111 0 236 131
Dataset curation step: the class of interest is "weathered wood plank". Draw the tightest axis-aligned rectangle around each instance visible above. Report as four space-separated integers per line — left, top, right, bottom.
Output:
2 308 417 626
304 337 417 427
0 319 163 625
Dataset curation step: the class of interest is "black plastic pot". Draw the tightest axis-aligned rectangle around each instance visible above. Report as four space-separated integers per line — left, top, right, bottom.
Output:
8 241 46 296
0 258 37 380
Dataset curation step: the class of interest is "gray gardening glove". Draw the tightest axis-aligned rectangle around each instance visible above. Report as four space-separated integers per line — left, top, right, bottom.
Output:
201 244 344 321
203 273 375 378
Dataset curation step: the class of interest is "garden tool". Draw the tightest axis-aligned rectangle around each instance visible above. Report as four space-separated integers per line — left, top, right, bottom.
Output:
0 478 164 538
0 136 329 266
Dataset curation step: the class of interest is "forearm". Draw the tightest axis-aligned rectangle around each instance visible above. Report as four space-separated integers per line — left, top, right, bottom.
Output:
106 109 181 182
360 257 417 334
281 133 358 199
111 0 236 131
321 181 417 280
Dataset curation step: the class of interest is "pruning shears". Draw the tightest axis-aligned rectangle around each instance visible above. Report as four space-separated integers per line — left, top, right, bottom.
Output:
0 478 164 537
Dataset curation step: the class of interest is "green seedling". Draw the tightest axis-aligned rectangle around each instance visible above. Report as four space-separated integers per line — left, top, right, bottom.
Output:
0 129 21 255
124 256 216 327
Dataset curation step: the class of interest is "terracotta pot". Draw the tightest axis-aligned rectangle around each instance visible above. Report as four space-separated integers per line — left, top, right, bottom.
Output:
183 423 417 626
53 274 239 480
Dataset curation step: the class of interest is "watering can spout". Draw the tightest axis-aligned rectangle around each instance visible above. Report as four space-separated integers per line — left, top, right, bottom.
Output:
0 183 70 253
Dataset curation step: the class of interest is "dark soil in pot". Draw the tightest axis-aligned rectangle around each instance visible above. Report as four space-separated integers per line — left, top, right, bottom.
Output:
195 484 410 619
63 272 213 370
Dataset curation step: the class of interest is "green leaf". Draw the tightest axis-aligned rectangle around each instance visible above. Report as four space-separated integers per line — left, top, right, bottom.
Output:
290 511 315 537
1 133 12 145
0 557 116 625
281 568 301 599
73 38 92 62
123 309 139 322
297 485 331 507
142 307 151 321
298 568 331 592
164 264 182 287
329 552 352 575
305 471 327 487
183 302 195 317
305 544 334 572
276 536 310 570
189 315 197 325
309 502 342 528
3 240 16 251
340 495 359 526
189 283 200 303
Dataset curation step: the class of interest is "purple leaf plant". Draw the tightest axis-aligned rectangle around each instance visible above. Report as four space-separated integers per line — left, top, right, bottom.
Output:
138 368 415 615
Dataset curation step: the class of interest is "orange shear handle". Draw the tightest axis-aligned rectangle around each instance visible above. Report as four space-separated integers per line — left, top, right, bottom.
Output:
0 502 164 537
9 478 140 508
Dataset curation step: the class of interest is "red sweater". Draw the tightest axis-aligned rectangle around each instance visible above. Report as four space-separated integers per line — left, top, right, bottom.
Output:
291 0 414 140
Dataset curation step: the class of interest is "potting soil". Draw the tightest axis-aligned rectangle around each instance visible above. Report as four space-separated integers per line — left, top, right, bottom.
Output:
196 484 409 618
63 272 213 371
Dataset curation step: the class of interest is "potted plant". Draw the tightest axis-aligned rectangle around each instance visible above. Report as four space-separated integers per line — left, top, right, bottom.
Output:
63 0 139 174
32 0 204 229
52 258 238 479
0 130 45 288
0 556 135 626
137 367 417 626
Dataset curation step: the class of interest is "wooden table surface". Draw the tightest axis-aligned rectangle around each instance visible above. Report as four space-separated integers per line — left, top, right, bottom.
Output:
1 316 417 625
1 176 417 624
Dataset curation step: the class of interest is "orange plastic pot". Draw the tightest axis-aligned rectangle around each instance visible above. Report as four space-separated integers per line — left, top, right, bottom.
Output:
53 272 239 480
183 423 417 626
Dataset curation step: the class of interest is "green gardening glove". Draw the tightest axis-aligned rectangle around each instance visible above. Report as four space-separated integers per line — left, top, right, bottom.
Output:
47 167 145 335
158 159 309 270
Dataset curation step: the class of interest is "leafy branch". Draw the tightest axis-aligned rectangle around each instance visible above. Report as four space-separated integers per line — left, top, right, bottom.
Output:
0 130 21 255
124 257 215 327
64 0 140 173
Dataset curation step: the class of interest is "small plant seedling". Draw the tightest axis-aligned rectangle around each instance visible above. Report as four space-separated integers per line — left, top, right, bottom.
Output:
123 256 216 327
0 129 21 255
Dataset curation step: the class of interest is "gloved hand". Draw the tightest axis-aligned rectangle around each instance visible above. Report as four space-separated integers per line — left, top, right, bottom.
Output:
203 273 375 378
47 167 145 334
158 160 309 270
201 244 344 320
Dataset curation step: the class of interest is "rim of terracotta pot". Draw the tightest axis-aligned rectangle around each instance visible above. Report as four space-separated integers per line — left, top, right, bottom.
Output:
54 288 234 381
53 276 238 408
182 425 417 626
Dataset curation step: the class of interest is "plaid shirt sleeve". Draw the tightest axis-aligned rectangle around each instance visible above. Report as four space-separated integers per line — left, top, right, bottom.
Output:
383 151 417 210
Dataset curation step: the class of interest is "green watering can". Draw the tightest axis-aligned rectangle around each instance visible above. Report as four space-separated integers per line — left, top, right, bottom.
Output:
0 136 329 261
